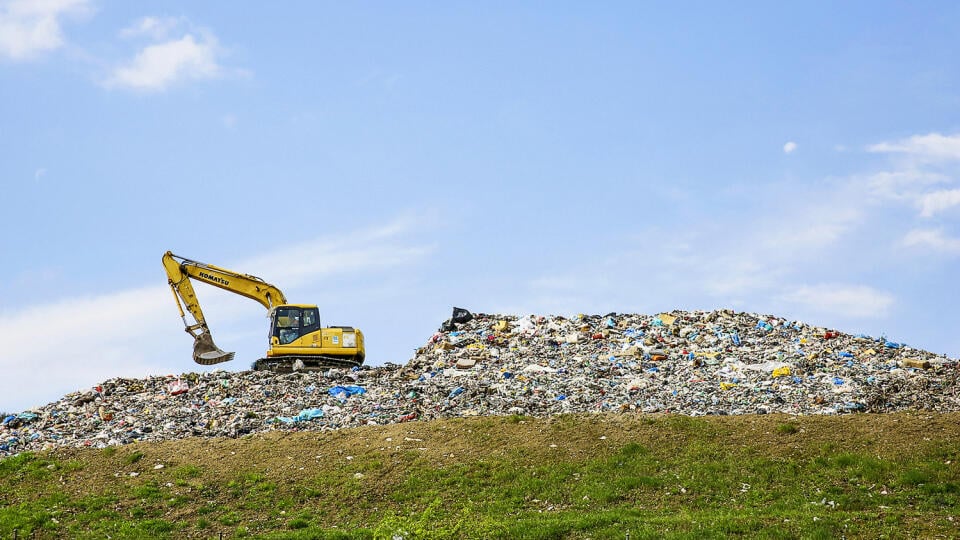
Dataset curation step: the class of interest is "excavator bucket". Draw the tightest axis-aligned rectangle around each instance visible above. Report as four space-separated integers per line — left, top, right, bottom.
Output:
192 329 235 365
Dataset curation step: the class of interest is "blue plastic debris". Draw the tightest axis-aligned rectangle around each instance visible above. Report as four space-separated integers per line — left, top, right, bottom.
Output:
328 385 366 402
274 408 325 424
328 385 366 397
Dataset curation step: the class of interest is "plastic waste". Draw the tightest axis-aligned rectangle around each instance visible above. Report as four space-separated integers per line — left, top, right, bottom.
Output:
1 308 955 457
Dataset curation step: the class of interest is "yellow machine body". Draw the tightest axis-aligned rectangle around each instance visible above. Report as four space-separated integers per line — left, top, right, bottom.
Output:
162 251 365 371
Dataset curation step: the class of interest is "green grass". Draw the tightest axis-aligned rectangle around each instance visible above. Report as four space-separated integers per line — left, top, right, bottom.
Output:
776 422 799 434
124 450 144 465
0 414 959 538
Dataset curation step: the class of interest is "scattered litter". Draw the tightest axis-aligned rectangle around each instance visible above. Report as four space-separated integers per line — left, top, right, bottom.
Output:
2 309 957 456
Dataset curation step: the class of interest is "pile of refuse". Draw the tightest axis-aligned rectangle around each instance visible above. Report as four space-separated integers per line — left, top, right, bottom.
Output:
3 309 958 456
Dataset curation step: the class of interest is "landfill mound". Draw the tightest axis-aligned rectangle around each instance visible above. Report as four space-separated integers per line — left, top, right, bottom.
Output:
2 309 958 456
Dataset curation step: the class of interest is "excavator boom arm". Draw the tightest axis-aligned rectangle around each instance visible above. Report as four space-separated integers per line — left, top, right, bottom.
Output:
162 251 288 365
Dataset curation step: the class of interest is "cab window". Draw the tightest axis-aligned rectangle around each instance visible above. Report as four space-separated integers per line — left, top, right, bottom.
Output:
274 307 302 344
301 308 320 335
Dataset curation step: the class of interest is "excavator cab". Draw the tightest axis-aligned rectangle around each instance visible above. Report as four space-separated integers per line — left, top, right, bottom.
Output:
259 303 365 371
271 306 317 345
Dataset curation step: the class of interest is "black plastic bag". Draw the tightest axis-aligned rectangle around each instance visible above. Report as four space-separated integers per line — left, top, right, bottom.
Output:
438 306 474 332
451 307 473 324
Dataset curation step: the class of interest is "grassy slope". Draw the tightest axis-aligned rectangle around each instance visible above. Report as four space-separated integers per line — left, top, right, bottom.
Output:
1 412 959 539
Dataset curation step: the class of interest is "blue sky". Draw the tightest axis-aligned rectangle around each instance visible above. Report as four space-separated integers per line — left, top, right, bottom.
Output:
2 1 959 412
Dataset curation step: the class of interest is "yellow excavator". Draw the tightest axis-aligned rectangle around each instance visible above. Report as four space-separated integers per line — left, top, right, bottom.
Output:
162 251 365 372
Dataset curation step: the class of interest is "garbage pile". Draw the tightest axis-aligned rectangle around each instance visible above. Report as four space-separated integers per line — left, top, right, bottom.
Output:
2 309 958 456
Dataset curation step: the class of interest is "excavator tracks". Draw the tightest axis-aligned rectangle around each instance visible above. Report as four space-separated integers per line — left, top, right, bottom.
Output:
252 355 364 374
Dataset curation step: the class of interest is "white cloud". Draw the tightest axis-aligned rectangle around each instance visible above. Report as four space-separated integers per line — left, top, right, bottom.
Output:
512 150 916 330
119 15 184 40
901 228 960 255
238 218 436 288
0 285 180 411
863 133 960 222
865 169 950 201
104 32 222 91
783 141 797 154
867 133 960 163
918 189 960 218
778 284 895 319
758 200 863 252
0 0 89 60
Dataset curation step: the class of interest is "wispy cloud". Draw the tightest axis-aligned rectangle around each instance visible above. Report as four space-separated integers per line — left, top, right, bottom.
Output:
777 284 894 319
104 32 223 91
520 139 930 327
783 141 797 154
104 16 243 92
118 15 185 41
918 189 960 218
0 218 434 412
868 133 960 163
1 7 240 91
865 169 950 202
238 224 436 289
863 132 960 253
0 0 89 61
0 285 179 410
901 228 960 255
